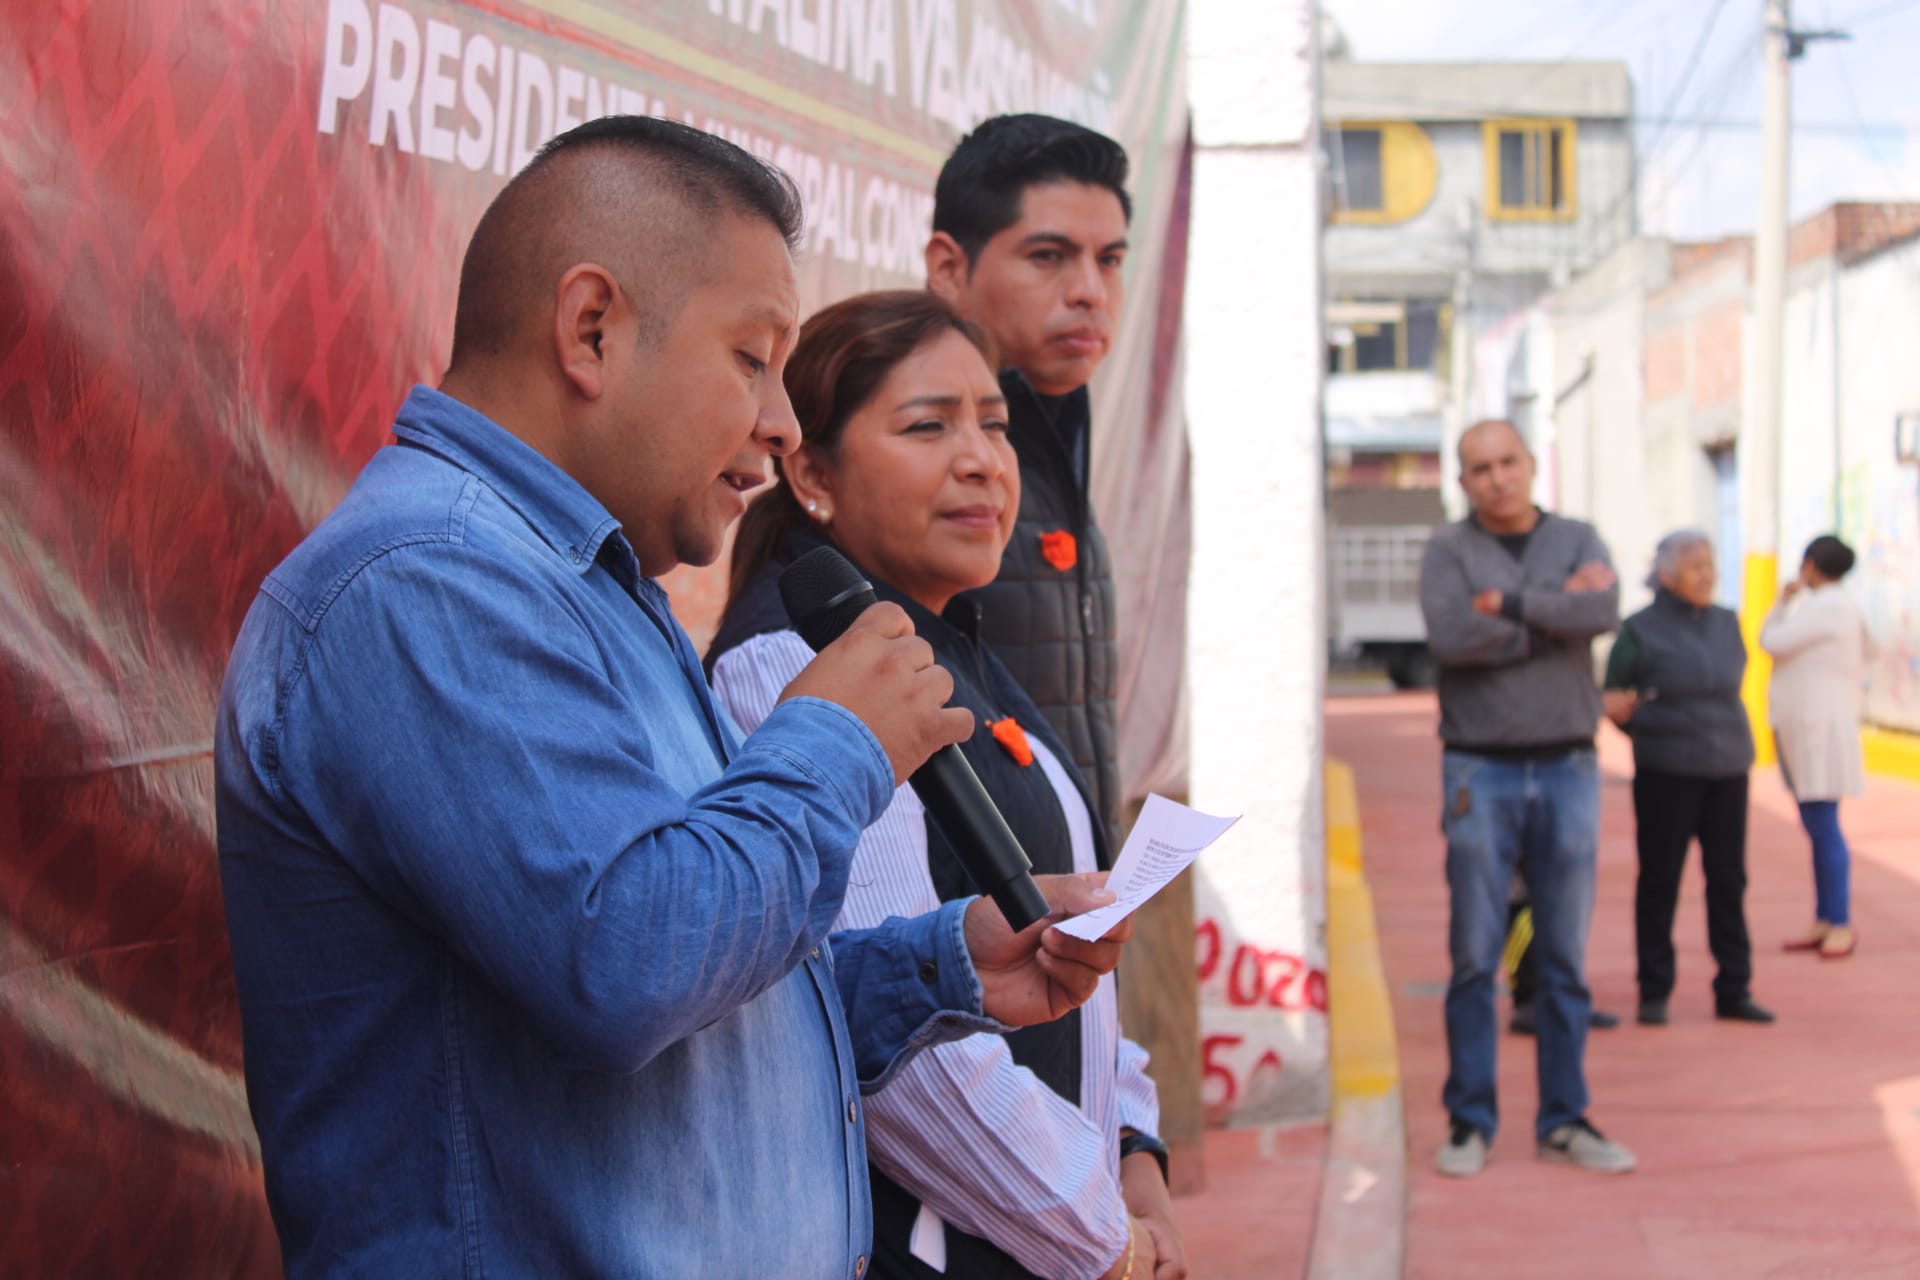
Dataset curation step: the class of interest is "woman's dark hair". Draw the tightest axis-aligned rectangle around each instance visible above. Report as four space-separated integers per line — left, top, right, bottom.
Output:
1803 534 1857 581
726 291 998 603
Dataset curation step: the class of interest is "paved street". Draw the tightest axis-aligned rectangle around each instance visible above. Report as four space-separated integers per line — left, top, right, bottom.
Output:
1331 692 1920 1279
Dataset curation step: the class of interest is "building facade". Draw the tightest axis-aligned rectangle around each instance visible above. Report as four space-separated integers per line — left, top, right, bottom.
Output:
1321 58 1636 524
1534 203 1920 736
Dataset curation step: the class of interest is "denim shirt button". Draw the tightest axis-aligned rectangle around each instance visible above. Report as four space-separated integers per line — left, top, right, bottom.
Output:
856 1256 867 1277
811 947 821 961
917 960 937 984
847 1100 858 1124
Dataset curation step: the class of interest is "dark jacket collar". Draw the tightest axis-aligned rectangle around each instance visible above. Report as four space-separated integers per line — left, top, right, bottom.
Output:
1001 369 1092 494
710 524 987 660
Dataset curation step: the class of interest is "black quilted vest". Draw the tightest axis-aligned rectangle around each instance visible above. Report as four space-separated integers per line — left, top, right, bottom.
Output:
964 371 1121 849
1618 591 1756 778
710 527 1114 1280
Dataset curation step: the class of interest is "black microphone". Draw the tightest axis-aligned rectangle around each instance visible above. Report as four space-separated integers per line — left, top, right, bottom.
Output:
779 546 1051 933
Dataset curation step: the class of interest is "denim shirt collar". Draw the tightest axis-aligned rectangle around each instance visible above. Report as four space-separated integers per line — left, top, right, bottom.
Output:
392 385 629 580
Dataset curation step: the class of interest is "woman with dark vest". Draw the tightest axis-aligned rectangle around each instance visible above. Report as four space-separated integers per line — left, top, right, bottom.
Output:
1603 530 1773 1028
709 292 1174 1280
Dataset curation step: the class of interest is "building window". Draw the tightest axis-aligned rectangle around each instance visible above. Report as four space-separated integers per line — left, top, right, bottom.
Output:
1327 299 1447 374
1334 129 1384 212
1483 119 1576 220
1324 121 1436 225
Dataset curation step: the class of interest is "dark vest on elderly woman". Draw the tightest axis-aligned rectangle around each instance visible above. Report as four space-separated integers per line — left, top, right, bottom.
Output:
1613 591 1756 778
711 523 1113 1280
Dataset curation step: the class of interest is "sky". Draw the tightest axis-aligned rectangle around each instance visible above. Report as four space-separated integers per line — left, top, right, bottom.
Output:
1320 0 1920 242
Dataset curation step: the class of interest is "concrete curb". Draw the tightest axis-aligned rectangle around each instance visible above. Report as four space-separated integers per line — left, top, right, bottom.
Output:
1304 760 1407 1280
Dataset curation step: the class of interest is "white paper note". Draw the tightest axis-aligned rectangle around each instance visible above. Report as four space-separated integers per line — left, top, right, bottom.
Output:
1053 793 1240 941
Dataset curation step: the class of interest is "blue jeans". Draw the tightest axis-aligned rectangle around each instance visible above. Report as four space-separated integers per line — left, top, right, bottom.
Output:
1797 800 1852 926
1441 748 1599 1141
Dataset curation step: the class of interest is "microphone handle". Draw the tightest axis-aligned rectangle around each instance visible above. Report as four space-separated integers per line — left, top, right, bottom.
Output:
909 745 1051 933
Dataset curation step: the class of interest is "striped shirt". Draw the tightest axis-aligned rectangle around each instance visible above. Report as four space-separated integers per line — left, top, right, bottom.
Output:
713 629 1161 1278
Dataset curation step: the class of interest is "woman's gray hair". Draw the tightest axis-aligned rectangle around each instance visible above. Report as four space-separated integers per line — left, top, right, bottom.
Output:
1647 529 1714 589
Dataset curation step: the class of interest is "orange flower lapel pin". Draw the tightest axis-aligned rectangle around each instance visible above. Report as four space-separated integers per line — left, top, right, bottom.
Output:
1039 529 1077 572
990 717 1035 767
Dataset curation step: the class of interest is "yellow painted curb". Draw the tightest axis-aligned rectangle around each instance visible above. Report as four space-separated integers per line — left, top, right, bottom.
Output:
1324 760 1399 1100
1864 726 1920 784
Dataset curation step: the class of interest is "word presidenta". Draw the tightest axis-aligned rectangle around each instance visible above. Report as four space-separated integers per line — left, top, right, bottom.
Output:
316 0 1110 275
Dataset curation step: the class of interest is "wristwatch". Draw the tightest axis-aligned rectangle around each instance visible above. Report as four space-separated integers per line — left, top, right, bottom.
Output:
1119 1131 1170 1183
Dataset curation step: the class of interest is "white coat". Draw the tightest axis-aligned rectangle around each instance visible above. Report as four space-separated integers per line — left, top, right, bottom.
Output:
1759 583 1879 801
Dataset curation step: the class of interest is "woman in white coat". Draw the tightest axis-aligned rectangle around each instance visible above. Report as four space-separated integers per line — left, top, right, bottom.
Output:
1760 535 1879 959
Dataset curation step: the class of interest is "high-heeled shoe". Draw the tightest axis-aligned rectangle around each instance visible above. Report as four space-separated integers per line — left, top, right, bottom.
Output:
1818 926 1857 959
1782 924 1829 952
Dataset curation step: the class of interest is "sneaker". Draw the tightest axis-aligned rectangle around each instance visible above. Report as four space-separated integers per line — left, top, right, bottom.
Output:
1538 1118 1636 1174
1436 1119 1489 1177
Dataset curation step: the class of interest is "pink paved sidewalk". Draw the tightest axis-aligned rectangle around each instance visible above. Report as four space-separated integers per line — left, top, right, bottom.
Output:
1177 1123 1327 1278
1332 692 1920 1279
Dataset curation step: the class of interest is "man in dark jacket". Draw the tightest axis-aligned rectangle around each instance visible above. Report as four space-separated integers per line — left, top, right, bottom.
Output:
927 115 1189 1278
926 114 1130 848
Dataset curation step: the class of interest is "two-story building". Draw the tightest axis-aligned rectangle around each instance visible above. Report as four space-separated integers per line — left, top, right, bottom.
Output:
1321 55 1636 526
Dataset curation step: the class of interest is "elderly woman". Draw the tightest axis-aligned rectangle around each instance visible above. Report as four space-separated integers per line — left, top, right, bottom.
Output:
1603 531 1771 1027
708 292 1180 1280
1761 534 1878 960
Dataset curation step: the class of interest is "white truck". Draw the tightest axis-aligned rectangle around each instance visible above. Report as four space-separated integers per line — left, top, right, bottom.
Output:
1328 524 1436 688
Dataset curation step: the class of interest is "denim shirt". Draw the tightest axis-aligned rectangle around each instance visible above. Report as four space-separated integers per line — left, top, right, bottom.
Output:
215 387 992 1278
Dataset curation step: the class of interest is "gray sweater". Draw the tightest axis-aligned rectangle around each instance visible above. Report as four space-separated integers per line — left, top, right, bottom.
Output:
1418 512 1619 751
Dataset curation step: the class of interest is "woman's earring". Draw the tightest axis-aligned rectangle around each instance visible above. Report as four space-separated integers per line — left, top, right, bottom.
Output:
805 500 818 514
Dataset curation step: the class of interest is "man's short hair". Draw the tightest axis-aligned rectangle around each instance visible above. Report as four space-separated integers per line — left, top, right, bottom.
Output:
1803 534 1857 581
931 114 1132 263
529 115 803 250
449 116 802 367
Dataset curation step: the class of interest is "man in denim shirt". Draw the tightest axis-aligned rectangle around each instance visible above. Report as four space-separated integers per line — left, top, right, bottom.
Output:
215 118 1128 1279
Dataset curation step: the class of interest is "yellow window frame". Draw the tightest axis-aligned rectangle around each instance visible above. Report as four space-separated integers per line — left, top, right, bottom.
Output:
1482 118 1577 222
1327 120 1437 226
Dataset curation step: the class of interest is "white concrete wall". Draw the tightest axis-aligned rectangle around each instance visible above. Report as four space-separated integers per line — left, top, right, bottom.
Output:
1185 0 1328 1125
1779 263 1844 565
1548 237 1670 613
1828 241 1920 731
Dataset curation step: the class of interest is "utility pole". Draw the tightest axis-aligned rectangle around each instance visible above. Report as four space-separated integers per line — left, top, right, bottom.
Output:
1741 0 1793 762
1741 0 1845 758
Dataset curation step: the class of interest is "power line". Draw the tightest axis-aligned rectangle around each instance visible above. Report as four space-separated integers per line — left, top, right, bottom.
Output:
1836 0 1920 27
1640 0 1735 162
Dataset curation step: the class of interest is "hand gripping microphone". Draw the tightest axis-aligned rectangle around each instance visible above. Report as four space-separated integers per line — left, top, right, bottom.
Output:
779 546 1051 932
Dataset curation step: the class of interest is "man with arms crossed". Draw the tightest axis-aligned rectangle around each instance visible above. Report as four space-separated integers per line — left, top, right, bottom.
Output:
1419 419 1635 1179
924 114 1184 1277
215 117 1129 1278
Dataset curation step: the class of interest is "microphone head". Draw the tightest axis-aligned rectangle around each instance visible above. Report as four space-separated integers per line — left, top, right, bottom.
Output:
778 546 879 652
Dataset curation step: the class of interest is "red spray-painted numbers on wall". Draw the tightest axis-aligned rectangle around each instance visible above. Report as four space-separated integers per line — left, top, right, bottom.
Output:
1194 918 1328 1013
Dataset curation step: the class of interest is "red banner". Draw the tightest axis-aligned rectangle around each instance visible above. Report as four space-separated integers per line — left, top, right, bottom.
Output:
1 0 1188 1269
